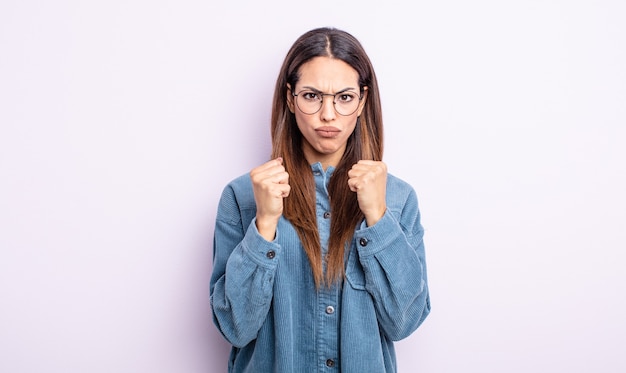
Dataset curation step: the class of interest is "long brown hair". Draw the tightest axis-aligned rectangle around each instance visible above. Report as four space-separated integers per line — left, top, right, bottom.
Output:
270 27 384 287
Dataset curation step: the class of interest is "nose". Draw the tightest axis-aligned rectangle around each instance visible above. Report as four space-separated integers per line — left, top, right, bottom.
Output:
319 95 336 121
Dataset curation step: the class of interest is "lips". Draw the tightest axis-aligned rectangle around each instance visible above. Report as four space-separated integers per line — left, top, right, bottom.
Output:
315 126 340 138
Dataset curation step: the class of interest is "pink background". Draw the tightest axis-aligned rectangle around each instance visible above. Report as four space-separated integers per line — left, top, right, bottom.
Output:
1 1 625 372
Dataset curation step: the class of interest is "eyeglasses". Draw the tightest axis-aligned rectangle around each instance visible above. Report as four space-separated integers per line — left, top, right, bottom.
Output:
292 89 364 116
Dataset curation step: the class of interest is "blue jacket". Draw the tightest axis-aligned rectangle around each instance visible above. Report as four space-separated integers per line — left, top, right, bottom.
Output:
210 162 430 372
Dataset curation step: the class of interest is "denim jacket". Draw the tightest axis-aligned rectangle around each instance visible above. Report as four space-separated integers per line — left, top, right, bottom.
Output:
210 162 430 372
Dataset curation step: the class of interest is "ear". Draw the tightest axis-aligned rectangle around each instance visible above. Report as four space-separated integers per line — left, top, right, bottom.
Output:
356 86 368 116
286 83 295 113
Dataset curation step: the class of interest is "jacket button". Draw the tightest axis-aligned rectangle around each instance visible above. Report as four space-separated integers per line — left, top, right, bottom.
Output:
326 359 335 367
359 238 368 247
325 305 335 314
266 250 275 259
323 211 331 219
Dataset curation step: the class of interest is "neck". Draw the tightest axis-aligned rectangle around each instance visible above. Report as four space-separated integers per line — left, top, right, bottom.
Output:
302 146 345 171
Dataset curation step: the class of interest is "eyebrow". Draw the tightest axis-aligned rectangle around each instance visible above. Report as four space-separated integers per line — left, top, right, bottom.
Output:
300 86 359 94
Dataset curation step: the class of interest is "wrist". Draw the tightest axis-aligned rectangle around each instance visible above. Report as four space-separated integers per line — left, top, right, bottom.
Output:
364 207 386 227
256 215 279 241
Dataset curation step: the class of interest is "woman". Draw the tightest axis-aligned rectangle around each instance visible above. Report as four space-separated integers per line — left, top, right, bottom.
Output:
210 27 430 372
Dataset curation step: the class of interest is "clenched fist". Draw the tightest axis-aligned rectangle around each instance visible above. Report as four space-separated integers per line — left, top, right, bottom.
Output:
250 157 290 241
347 160 387 226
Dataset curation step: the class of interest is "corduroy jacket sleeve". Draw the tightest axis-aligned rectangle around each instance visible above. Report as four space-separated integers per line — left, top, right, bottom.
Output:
209 176 282 348
352 180 431 341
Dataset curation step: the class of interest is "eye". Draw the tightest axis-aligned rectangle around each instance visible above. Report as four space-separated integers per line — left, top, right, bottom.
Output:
301 91 321 101
336 92 357 103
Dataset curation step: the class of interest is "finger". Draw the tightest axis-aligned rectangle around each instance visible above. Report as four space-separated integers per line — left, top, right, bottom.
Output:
355 160 387 171
347 178 359 192
348 164 367 179
271 171 289 185
279 184 291 198
277 172 290 184
351 161 387 180
251 157 284 175
252 167 287 186
267 184 290 198
349 160 376 175
356 159 377 166
349 164 372 180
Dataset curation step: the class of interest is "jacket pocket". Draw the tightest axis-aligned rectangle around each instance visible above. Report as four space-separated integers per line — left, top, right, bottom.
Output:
345 247 366 290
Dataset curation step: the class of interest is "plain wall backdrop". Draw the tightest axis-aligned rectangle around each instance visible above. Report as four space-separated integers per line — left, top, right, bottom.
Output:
1 0 625 372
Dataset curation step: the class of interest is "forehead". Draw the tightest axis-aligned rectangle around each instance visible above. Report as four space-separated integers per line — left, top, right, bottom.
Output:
296 56 360 90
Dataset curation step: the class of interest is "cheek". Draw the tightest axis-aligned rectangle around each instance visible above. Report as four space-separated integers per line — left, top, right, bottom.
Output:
345 116 359 133
294 112 312 131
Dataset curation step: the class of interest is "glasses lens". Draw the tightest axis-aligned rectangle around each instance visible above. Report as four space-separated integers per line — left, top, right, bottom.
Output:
295 91 322 115
334 92 360 116
295 91 361 116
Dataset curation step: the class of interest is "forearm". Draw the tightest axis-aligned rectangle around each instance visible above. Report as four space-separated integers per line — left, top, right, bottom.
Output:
210 219 281 347
355 211 430 340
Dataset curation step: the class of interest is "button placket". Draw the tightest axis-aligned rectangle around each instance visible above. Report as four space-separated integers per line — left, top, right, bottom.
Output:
313 164 339 370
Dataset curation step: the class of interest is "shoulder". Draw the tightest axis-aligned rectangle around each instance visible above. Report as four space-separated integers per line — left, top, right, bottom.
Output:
386 173 420 212
386 173 417 199
222 173 253 198
217 173 256 224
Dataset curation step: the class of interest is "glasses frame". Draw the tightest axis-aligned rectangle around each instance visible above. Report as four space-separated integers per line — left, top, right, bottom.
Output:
291 88 365 116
